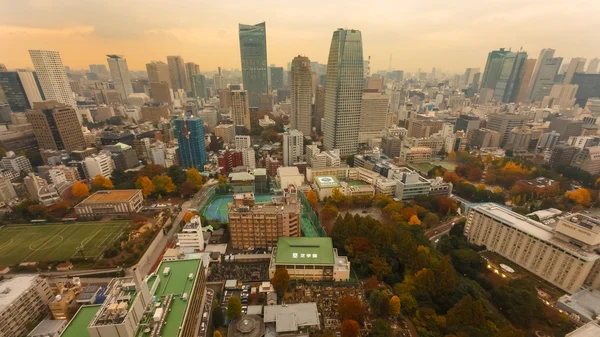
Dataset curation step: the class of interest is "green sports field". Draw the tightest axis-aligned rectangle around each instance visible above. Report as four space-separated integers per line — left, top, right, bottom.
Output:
0 221 129 266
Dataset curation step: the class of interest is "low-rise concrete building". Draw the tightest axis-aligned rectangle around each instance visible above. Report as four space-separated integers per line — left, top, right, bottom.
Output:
75 189 143 218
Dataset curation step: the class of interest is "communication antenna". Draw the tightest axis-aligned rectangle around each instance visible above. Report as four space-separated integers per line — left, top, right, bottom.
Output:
388 54 393 72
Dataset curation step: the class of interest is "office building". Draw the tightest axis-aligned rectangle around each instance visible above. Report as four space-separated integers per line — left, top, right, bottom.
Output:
571 73 600 107
480 48 528 102
323 28 364 155
230 90 251 130
146 61 171 87
235 135 251 150
571 146 600 175
486 114 529 147
269 237 351 281
83 152 114 180
0 276 54 337
454 114 480 133
75 189 143 218
564 57 587 85
239 22 268 107
228 189 300 249
174 117 207 171
0 71 44 112
141 105 169 122
28 50 76 108
191 74 206 99
315 85 325 132
270 66 284 91
400 146 432 163
26 101 86 151
515 58 538 103
291 56 312 136
150 82 172 105
359 90 389 143
167 55 189 91
1 152 32 175
283 129 304 166
185 62 200 92
587 58 600 74
527 49 563 102
406 118 444 138
214 124 236 145
505 127 532 152
537 131 561 151
542 84 578 108
0 176 16 202
178 215 205 252
104 143 139 171
549 144 578 169
548 118 583 141
464 204 600 294
106 55 133 101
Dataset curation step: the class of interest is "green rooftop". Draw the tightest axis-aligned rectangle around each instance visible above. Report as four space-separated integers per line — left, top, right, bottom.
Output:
61 305 101 337
275 237 335 265
138 259 202 337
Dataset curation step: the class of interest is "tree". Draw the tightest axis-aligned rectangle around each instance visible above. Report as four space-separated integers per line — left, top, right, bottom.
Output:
183 211 196 223
271 268 291 295
565 188 591 205
476 184 487 191
408 215 421 225
167 165 187 185
179 180 197 198
141 164 166 178
492 279 543 328
368 319 393 337
187 168 204 188
135 176 154 198
212 307 224 328
320 200 339 220
338 296 365 322
331 188 345 204
227 296 242 320
213 331 223 337
27 204 47 219
340 320 360 337
389 296 401 317
443 171 460 184
306 190 318 208
92 175 114 190
422 212 440 229
72 181 90 199
495 326 525 337
152 175 176 195
369 257 391 280
446 295 486 326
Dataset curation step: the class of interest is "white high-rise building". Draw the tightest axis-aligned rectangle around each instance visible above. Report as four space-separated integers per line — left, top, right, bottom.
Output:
235 135 251 150
527 49 563 102
586 58 600 74
291 55 312 136
242 148 256 169
283 129 304 166
563 57 587 85
323 28 364 155
359 91 389 143
28 50 76 108
83 152 114 180
107 55 134 101
177 215 205 252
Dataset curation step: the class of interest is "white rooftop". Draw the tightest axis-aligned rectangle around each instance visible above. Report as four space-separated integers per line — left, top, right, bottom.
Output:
263 303 319 332
557 288 600 322
527 208 562 221
566 321 600 337
277 167 301 176
0 275 38 311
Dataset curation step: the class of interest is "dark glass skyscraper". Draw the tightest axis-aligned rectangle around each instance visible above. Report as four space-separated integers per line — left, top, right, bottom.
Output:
239 22 268 108
0 71 45 112
480 48 528 103
174 117 207 171
270 66 284 91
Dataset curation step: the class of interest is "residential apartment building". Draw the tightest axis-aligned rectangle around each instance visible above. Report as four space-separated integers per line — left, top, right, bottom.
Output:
0 276 54 337
83 152 114 180
465 204 600 294
283 130 304 166
228 189 300 249
230 90 251 130
214 124 236 145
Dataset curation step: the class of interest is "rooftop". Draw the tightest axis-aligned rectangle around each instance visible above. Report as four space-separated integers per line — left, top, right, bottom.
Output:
60 305 101 337
275 237 335 265
81 189 142 203
229 172 255 181
566 321 600 337
0 275 38 310
557 288 600 322
315 176 340 189
228 315 265 337
28 319 67 337
263 303 319 332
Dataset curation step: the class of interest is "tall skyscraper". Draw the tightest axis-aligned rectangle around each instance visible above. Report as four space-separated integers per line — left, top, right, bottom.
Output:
167 56 189 91
480 48 527 102
515 59 537 103
563 57 587 84
323 28 364 155
28 50 76 108
0 71 44 112
146 61 171 87
314 85 325 133
359 90 389 143
527 49 563 102
106 55 133 101
283 129 304 166
230 90 251 131
239 22 268 108
173 116 207 171
191 74 207 99
290 56 312 136
587 58 600 74
463 68 480 87
270 66 284 91
25 101 86 151
185 62 200 93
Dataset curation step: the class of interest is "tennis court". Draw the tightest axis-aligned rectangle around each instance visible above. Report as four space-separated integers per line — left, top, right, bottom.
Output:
0 221 128 265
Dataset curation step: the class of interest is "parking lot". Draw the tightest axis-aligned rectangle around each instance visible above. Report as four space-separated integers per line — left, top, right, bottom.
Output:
198 288 214 337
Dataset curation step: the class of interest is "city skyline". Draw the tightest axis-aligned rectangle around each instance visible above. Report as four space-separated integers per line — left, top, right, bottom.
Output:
2 0 600 73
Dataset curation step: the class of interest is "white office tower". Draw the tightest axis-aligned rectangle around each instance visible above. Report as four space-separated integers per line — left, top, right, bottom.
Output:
527 48 563 102
291 55 312 136
28 50 76 108
563 57 587 85
242 148 256 169
107 55 134 101
359 91 389 143
235 135 251 150
283 129 304 166
323 29 364 155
